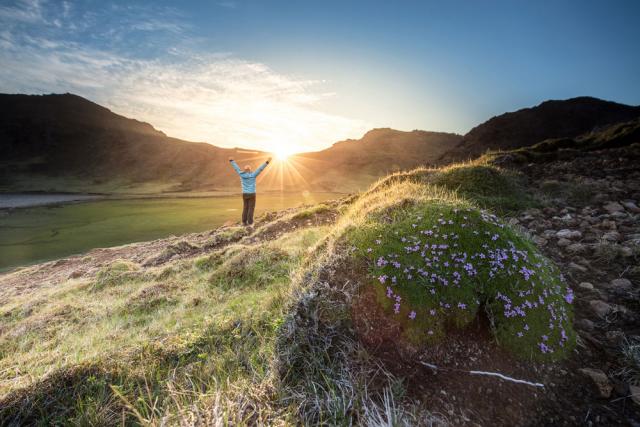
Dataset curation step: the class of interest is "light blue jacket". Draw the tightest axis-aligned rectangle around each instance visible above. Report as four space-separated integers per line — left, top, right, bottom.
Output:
230 160 269 193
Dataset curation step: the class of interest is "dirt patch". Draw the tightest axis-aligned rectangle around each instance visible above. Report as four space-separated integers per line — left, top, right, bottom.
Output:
351 283 543 426
250 207 338 242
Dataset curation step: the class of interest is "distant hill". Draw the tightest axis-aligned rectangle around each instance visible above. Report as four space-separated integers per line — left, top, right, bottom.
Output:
439 97 640 163
0 93 461 193
2 93 638 194
291 128 461 191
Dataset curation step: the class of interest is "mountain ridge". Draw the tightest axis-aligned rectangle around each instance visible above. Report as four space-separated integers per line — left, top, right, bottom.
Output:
0 93 461 193
2 93 639 193
439 96 640 163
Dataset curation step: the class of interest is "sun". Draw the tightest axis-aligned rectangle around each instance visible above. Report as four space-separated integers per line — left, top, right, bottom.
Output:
272 145 296 161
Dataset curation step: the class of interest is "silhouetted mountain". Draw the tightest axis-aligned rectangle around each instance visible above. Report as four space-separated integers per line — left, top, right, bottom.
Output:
439 97 640 163
0 93 460 193
292 128 461 191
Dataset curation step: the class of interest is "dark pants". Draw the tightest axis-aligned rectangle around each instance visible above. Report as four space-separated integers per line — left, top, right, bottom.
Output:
242 193 256 225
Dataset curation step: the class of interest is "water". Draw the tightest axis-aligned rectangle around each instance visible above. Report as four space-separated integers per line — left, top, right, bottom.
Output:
0 192 343 271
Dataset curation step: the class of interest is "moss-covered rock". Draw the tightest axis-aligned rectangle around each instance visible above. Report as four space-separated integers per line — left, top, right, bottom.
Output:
348 202 575 360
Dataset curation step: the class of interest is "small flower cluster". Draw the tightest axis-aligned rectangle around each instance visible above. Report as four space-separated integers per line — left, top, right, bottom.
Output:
360 206 574 358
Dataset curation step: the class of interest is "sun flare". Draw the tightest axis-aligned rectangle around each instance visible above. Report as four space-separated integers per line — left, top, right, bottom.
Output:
271 142 298 161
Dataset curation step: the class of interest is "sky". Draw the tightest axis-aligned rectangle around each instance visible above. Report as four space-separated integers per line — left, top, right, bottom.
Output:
1 0 639 154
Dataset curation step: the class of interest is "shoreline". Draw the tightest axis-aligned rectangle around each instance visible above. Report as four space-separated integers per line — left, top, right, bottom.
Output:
0 190 347 210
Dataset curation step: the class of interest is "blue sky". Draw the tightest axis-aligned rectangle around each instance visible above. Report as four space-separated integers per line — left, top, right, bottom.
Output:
1 0 639 153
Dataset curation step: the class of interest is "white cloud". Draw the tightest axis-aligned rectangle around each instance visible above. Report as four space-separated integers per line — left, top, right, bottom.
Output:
0 0 45 24
0 2 368 153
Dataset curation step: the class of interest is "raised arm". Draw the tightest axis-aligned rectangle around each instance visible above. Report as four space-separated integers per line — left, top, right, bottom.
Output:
252 157 272 177
229 157 242 175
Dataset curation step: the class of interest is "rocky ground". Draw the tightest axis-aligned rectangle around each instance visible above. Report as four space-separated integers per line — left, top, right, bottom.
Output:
500 143 640 425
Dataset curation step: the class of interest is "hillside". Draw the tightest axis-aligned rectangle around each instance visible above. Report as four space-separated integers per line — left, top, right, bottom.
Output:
0 94 461 194
1 120 639 424
440 96 640 163
291 128 461 191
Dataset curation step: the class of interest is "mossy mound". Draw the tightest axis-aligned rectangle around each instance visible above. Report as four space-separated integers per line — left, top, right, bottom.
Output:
432 164 535 213
348 202 575 361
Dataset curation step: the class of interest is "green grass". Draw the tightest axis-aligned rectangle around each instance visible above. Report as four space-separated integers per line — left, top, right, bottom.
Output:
0 225 329 424
0 192 342 271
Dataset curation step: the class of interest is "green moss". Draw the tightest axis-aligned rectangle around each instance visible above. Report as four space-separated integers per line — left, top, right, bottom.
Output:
348 202 575 361
432 164 535 214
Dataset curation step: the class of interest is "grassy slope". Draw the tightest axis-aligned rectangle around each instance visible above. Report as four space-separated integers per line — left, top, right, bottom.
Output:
0 156 569 424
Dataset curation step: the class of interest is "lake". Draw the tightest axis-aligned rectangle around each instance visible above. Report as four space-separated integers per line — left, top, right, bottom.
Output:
0 192 343 271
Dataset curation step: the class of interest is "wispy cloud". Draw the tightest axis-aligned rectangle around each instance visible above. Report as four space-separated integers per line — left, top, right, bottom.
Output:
0 0 367 152
217 2 238 10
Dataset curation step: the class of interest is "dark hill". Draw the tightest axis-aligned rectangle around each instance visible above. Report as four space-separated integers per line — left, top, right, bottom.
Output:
0 93 461 193
292 128 462 191
440 97 640 163
0 93 241 192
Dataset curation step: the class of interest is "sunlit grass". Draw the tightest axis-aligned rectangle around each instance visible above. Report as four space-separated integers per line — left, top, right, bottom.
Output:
0 226 329 424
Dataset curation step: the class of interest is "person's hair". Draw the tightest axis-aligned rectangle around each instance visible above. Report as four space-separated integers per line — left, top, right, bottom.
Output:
244 165 251 171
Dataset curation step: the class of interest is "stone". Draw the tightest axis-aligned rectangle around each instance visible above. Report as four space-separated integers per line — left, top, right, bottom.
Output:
610 278 632 291
622 201 640 213
578 282 594 291
569 262 588 273
579 368 613 398
630 385 640 407
611 211 628 220
602 231 621 242
603 202 625 214
557 238 572 247
556 229 582 239
589 300 613 318
68 270 84 279
600 219 617 230
567 243 587 254
626 233 640 243
605 330 624 345
594 193 609 203
620 247 634 257
532 236 548 246
577 318 595 331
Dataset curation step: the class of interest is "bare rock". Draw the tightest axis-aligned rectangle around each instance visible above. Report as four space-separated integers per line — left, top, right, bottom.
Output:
577 318 595 331
620 246 634 257
578 282 594 291
602 231 622 242
556 229 582 239
622 201 640 213
603 202 625 214
567 243 587 254
68 270 85 279
630 385 640 407
557 238 572 247
532 236 548 246
589 300 612 318
569 262 588 274
600 219 617 230
609 278 632 291
579 368 613 398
